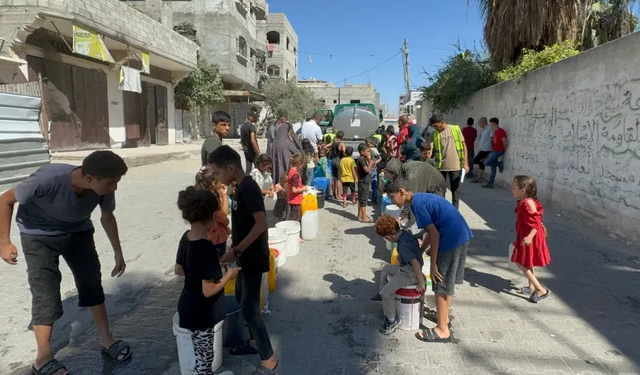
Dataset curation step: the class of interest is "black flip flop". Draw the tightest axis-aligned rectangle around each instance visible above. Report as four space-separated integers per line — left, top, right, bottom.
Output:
32 359 69 375
529 290 551 303
253 364 279 374
422 309 452 329
415 328 453 343
101 340 132 362
230 341 258 356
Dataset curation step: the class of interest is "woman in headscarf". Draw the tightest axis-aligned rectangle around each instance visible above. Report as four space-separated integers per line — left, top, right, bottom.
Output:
401 124 424 162
265 117 278 157
272 119 303 181
384 157 447 225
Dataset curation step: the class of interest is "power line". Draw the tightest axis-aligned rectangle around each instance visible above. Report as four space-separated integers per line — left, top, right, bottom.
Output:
335 50 402 84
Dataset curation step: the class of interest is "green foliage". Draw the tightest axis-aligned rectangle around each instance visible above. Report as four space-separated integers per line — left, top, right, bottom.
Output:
263 79 319 123
420 48 497 113
173 22 200 46
497 40 580 82
174 60 224 110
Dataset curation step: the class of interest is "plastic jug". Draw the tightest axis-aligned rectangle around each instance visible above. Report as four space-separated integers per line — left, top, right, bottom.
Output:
301 188 319 240
381 194 392 213
268 249 277 293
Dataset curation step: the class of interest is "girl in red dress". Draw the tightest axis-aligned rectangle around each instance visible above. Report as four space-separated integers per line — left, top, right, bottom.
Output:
511 175 551 303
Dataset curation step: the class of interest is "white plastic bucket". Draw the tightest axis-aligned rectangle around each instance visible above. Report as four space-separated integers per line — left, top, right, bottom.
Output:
173 312 224 375
268 228 288 267
301 188 319 241
275 221 301 257
385 239 397 252
394 286 422 331
385 204 402 219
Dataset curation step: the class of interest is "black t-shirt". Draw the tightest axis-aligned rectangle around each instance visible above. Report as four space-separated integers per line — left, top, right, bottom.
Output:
357 156 372 183
232 176 270 274
240 121 257 157
176 231 225 332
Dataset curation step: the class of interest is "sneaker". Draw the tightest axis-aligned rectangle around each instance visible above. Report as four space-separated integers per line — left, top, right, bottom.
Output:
482 183 494 189
379 318 401 335
370 293 382 302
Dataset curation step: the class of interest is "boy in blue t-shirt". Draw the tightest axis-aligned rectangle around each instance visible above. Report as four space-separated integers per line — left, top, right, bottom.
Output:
371 214 425 335
387 179 473 343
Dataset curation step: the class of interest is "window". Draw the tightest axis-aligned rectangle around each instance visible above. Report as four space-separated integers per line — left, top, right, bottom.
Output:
333 100 337 104
267 65 280 77
286 37 290 50
250 48 256 67
237 36 247 58
267 31 280 44
350 100 361 104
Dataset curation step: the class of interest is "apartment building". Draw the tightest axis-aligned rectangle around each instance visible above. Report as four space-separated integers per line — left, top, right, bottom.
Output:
257 13 298 81
0 0 198 151
298 80 381 110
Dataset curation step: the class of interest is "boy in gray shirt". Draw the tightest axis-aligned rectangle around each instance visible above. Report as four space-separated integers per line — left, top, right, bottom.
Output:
0 151 131 374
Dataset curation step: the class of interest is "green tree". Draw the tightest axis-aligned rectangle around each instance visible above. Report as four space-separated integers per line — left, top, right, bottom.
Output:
172 22 224 110
497 40 581 82
469 0 638 69
263 79 319 123
420 47 497 113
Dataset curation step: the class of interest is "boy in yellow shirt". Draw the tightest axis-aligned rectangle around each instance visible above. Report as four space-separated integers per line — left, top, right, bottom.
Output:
339 146 357 207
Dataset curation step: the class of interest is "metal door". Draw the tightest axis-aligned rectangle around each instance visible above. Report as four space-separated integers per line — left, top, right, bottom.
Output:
123 90 147 147
155 85 168 145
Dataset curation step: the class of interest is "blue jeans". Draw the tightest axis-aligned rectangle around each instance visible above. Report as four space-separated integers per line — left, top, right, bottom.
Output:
371 170 378 203
307 167 315 185
484 151 504 184
467 149 475 176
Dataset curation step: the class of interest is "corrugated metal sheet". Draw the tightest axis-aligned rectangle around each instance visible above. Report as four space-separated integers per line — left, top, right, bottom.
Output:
0 91 50 192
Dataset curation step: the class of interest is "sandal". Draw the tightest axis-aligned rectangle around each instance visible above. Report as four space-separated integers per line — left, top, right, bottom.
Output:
423 309 452 329
253 364 279 374
517 287 533 295
230 341 258 356
358 216 372 223
32 359 69 375
101 340 132 361
415 328 453 343
529 290 550 303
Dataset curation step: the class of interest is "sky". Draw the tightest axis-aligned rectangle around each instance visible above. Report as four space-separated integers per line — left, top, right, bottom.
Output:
267 0 485 116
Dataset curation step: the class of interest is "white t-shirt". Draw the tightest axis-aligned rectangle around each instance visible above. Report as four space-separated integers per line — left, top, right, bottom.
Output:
300 120 323 152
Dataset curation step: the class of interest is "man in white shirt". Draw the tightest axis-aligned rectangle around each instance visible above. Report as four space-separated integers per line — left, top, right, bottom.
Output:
300 112 324 153
471 117 494 183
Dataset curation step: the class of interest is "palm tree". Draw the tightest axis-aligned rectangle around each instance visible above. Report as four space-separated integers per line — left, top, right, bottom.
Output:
471 0 638 68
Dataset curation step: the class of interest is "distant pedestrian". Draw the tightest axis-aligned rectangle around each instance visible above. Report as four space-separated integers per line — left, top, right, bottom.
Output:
430 113 469 209
0 151 131 374
471 117 493 183
240 110 261 175
386 180 473 343
339 146 358 207
356 143 376 223
287 153 308 223
201 111 231 166
397 115 410 160
329 130 347 200
209 146 278 374
300 112 324 154
462 117 477 178
271 119 302 182
401 124 425 162
365 138 382 204
301 138 317 185
483 117 508 189
175 186 240 375
385 125 400 159
194 166 231 258
510 175 551 303
250 154 275 199
419 143 437 168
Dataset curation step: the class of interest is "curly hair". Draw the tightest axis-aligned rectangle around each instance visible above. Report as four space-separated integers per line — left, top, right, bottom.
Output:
177 186 219 223
374 214 400 237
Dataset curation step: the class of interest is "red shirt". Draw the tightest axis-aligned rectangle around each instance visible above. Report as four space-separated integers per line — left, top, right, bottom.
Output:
398 126 409 146
462 126 477 150
492 127 507 153
287 168 303 205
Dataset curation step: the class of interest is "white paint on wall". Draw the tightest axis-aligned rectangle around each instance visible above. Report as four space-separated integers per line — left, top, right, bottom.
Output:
447 31 640 242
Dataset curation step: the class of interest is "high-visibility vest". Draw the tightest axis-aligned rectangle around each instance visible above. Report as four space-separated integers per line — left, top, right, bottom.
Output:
433 125 465 169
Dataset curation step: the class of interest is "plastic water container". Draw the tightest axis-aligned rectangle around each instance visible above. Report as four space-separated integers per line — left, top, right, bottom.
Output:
273 249 280 275
326 159 333 179
422 255 434 296
385 204 402 219
223 295 245 348
313 177 330 198
394 286 423 331
390 247 399 265
260 272 269 313
269 249 277 291
301 188 319 241
173 313 224 374
268 228 288 267
381 195 392 213
276 221 301 257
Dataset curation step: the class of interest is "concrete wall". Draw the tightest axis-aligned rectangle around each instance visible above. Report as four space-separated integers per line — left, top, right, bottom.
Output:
446 31 640 242
258 13 298 80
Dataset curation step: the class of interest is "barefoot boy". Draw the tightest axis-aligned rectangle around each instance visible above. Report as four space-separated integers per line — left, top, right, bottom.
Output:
386 179 472 343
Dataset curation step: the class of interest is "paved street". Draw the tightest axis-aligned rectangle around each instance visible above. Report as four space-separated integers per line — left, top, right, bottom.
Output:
2 156 640 375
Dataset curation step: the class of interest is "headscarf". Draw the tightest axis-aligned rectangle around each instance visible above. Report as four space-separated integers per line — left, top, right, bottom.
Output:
401 124 424 162
272 122 303 181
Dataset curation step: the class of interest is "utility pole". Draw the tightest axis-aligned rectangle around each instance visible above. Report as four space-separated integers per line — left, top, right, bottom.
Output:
402 38 411 111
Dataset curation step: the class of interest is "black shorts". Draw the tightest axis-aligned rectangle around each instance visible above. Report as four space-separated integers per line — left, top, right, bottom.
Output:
342 182 356 196
473 151 492 170
357 182 370 207
21 229 104 325
432 242 468 296
331 158 341 179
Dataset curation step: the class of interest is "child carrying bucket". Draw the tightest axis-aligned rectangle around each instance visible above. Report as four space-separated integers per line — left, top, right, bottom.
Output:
175 186 240 375
195 166 231 259
371 214 425 335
